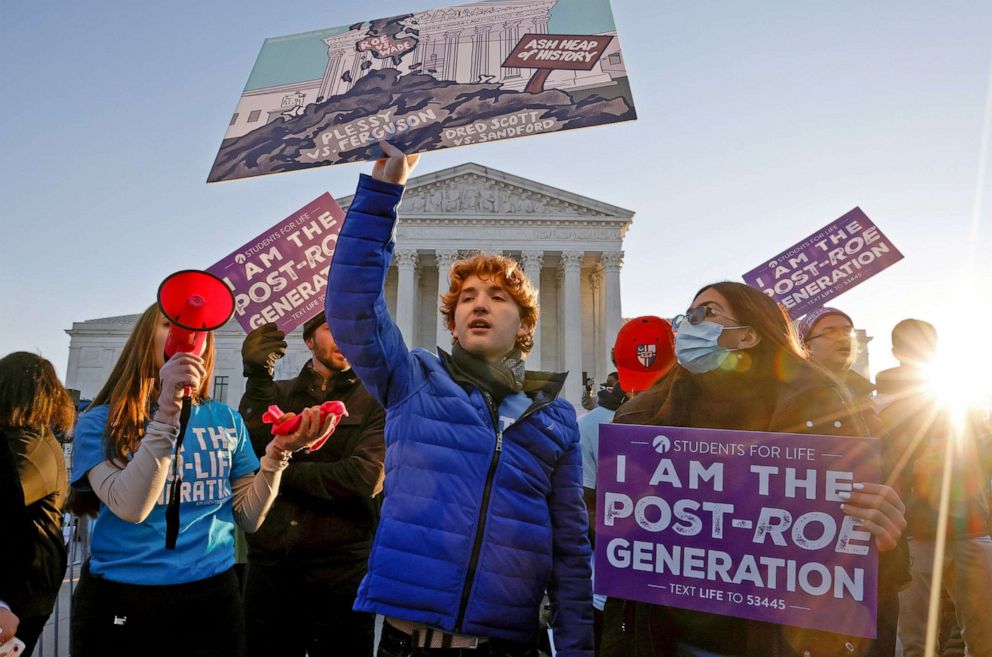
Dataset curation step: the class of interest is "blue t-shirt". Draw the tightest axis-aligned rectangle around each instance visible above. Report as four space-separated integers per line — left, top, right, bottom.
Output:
498 392 532 432
72 401 260 585
577 405 615 490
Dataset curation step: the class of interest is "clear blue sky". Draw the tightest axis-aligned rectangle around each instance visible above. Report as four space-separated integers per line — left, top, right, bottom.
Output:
2 1 990 384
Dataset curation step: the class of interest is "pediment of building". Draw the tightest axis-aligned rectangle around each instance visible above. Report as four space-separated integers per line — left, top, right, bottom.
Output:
337 162 634 223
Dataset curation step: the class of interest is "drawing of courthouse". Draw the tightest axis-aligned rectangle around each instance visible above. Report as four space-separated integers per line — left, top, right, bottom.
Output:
226 0 627 139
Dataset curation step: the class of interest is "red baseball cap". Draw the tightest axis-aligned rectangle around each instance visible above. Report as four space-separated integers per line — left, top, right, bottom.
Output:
614 316 676 393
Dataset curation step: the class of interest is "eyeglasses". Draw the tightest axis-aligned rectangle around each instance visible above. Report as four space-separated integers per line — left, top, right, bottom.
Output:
672 306 748 332
806 327 856 341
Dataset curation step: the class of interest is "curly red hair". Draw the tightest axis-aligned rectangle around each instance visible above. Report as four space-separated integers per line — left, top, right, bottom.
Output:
439 253 539 354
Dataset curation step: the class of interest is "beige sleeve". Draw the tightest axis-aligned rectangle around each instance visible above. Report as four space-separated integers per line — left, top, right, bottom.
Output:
230 449 289 533
86 421 178 524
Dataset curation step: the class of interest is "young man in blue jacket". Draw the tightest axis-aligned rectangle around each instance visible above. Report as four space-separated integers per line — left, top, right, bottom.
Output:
325 143 593 657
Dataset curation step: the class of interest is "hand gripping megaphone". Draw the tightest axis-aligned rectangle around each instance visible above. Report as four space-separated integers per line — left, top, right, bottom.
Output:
156 270 235 550
157 269 236 360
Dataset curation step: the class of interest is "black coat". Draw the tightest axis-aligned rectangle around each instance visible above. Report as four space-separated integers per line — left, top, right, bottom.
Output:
0 426 68 619
239 362 386 585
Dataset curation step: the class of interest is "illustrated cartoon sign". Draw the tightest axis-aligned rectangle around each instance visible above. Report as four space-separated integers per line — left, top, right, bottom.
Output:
208 0 636 182
596 424 880 639
742 207 904 318
205 194 344 333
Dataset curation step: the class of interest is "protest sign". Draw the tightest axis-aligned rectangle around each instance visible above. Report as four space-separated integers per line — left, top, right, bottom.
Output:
596 424 880 638
208 0 635 182
742 207 903 318
206 194 344 334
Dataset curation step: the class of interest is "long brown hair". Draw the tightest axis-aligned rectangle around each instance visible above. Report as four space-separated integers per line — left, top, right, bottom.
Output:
642 282 830 427
88 304 215 465
0 352 76 434
694 281 810 383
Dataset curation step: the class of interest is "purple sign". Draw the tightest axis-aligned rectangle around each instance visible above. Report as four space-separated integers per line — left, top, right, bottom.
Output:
596 424 880 638
742 207 903 318
207 193 344 334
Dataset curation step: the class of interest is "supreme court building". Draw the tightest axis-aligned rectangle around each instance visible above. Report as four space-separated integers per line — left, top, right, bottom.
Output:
65 162 634 408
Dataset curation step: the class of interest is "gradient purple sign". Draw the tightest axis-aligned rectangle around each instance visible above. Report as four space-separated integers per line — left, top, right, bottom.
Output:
596 424 880 638
206 193 344 334
742 207 903 318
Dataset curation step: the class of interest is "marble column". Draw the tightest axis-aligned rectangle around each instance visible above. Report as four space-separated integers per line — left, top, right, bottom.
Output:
560 251 584 406
520 250 544 370
443 30 460 80
590 268 606 383
435 249 459 350
319 49 344 100
601 251 624 377
394 249 418 347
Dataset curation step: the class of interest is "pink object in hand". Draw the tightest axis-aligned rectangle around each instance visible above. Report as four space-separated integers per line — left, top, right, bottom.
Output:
261 401 348 452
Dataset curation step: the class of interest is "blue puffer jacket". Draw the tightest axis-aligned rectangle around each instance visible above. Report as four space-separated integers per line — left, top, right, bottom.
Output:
326 174 593 655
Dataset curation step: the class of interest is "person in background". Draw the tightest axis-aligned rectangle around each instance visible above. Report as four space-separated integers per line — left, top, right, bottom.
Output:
69 303 331 657
582 377 599 411
602 282 907 657
796 307 879 432
876 319 992 657
0 352 74 655
238 313 386 657
325 143 592 656
579 317 675 654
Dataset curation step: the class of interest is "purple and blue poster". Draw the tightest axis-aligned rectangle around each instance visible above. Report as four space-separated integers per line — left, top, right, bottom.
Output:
208 0 636 182
596 424 880 638
206 193 344 334
742 207 904 319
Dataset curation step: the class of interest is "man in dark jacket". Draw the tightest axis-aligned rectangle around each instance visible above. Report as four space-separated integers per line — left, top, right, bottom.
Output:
876 319 992 657
239 312 386 657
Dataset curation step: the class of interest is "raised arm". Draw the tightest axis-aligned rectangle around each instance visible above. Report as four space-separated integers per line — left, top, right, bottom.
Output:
325 144 422 408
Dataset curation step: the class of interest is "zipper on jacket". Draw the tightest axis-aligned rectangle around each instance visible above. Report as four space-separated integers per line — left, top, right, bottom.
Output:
454 392 558 631
455 391 503 631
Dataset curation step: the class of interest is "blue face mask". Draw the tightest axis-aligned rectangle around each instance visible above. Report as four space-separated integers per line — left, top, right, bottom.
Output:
674 320 736 374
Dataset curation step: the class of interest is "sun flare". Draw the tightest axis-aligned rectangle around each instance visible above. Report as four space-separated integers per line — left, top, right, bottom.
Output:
924 334 992 430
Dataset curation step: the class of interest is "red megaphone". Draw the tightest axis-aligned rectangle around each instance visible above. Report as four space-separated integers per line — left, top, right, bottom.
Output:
157 269 235 552
157 270 236 359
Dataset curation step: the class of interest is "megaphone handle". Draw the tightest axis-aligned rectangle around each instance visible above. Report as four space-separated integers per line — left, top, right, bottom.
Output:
165 391 193 550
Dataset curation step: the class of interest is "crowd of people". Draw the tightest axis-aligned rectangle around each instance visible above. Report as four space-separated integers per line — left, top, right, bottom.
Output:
1 145 990 657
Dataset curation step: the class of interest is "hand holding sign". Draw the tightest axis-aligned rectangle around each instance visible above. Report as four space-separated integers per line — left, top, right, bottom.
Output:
840 482 906 552
242 323 288 378
372 141 420 185
596 424 882 638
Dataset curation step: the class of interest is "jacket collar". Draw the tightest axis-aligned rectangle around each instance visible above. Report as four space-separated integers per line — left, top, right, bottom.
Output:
437 349 567 402
290 360 357 397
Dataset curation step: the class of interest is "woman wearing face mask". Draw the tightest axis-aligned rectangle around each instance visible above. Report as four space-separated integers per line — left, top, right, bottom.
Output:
69 304 334 657
600 281 907 657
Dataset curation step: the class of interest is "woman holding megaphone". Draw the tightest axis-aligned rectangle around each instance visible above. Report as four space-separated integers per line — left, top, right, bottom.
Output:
69 303 337 657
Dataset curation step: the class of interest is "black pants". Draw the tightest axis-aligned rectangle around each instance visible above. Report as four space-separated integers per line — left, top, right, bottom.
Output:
377 621 538 657
71 563 245 657
243 562 373 657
